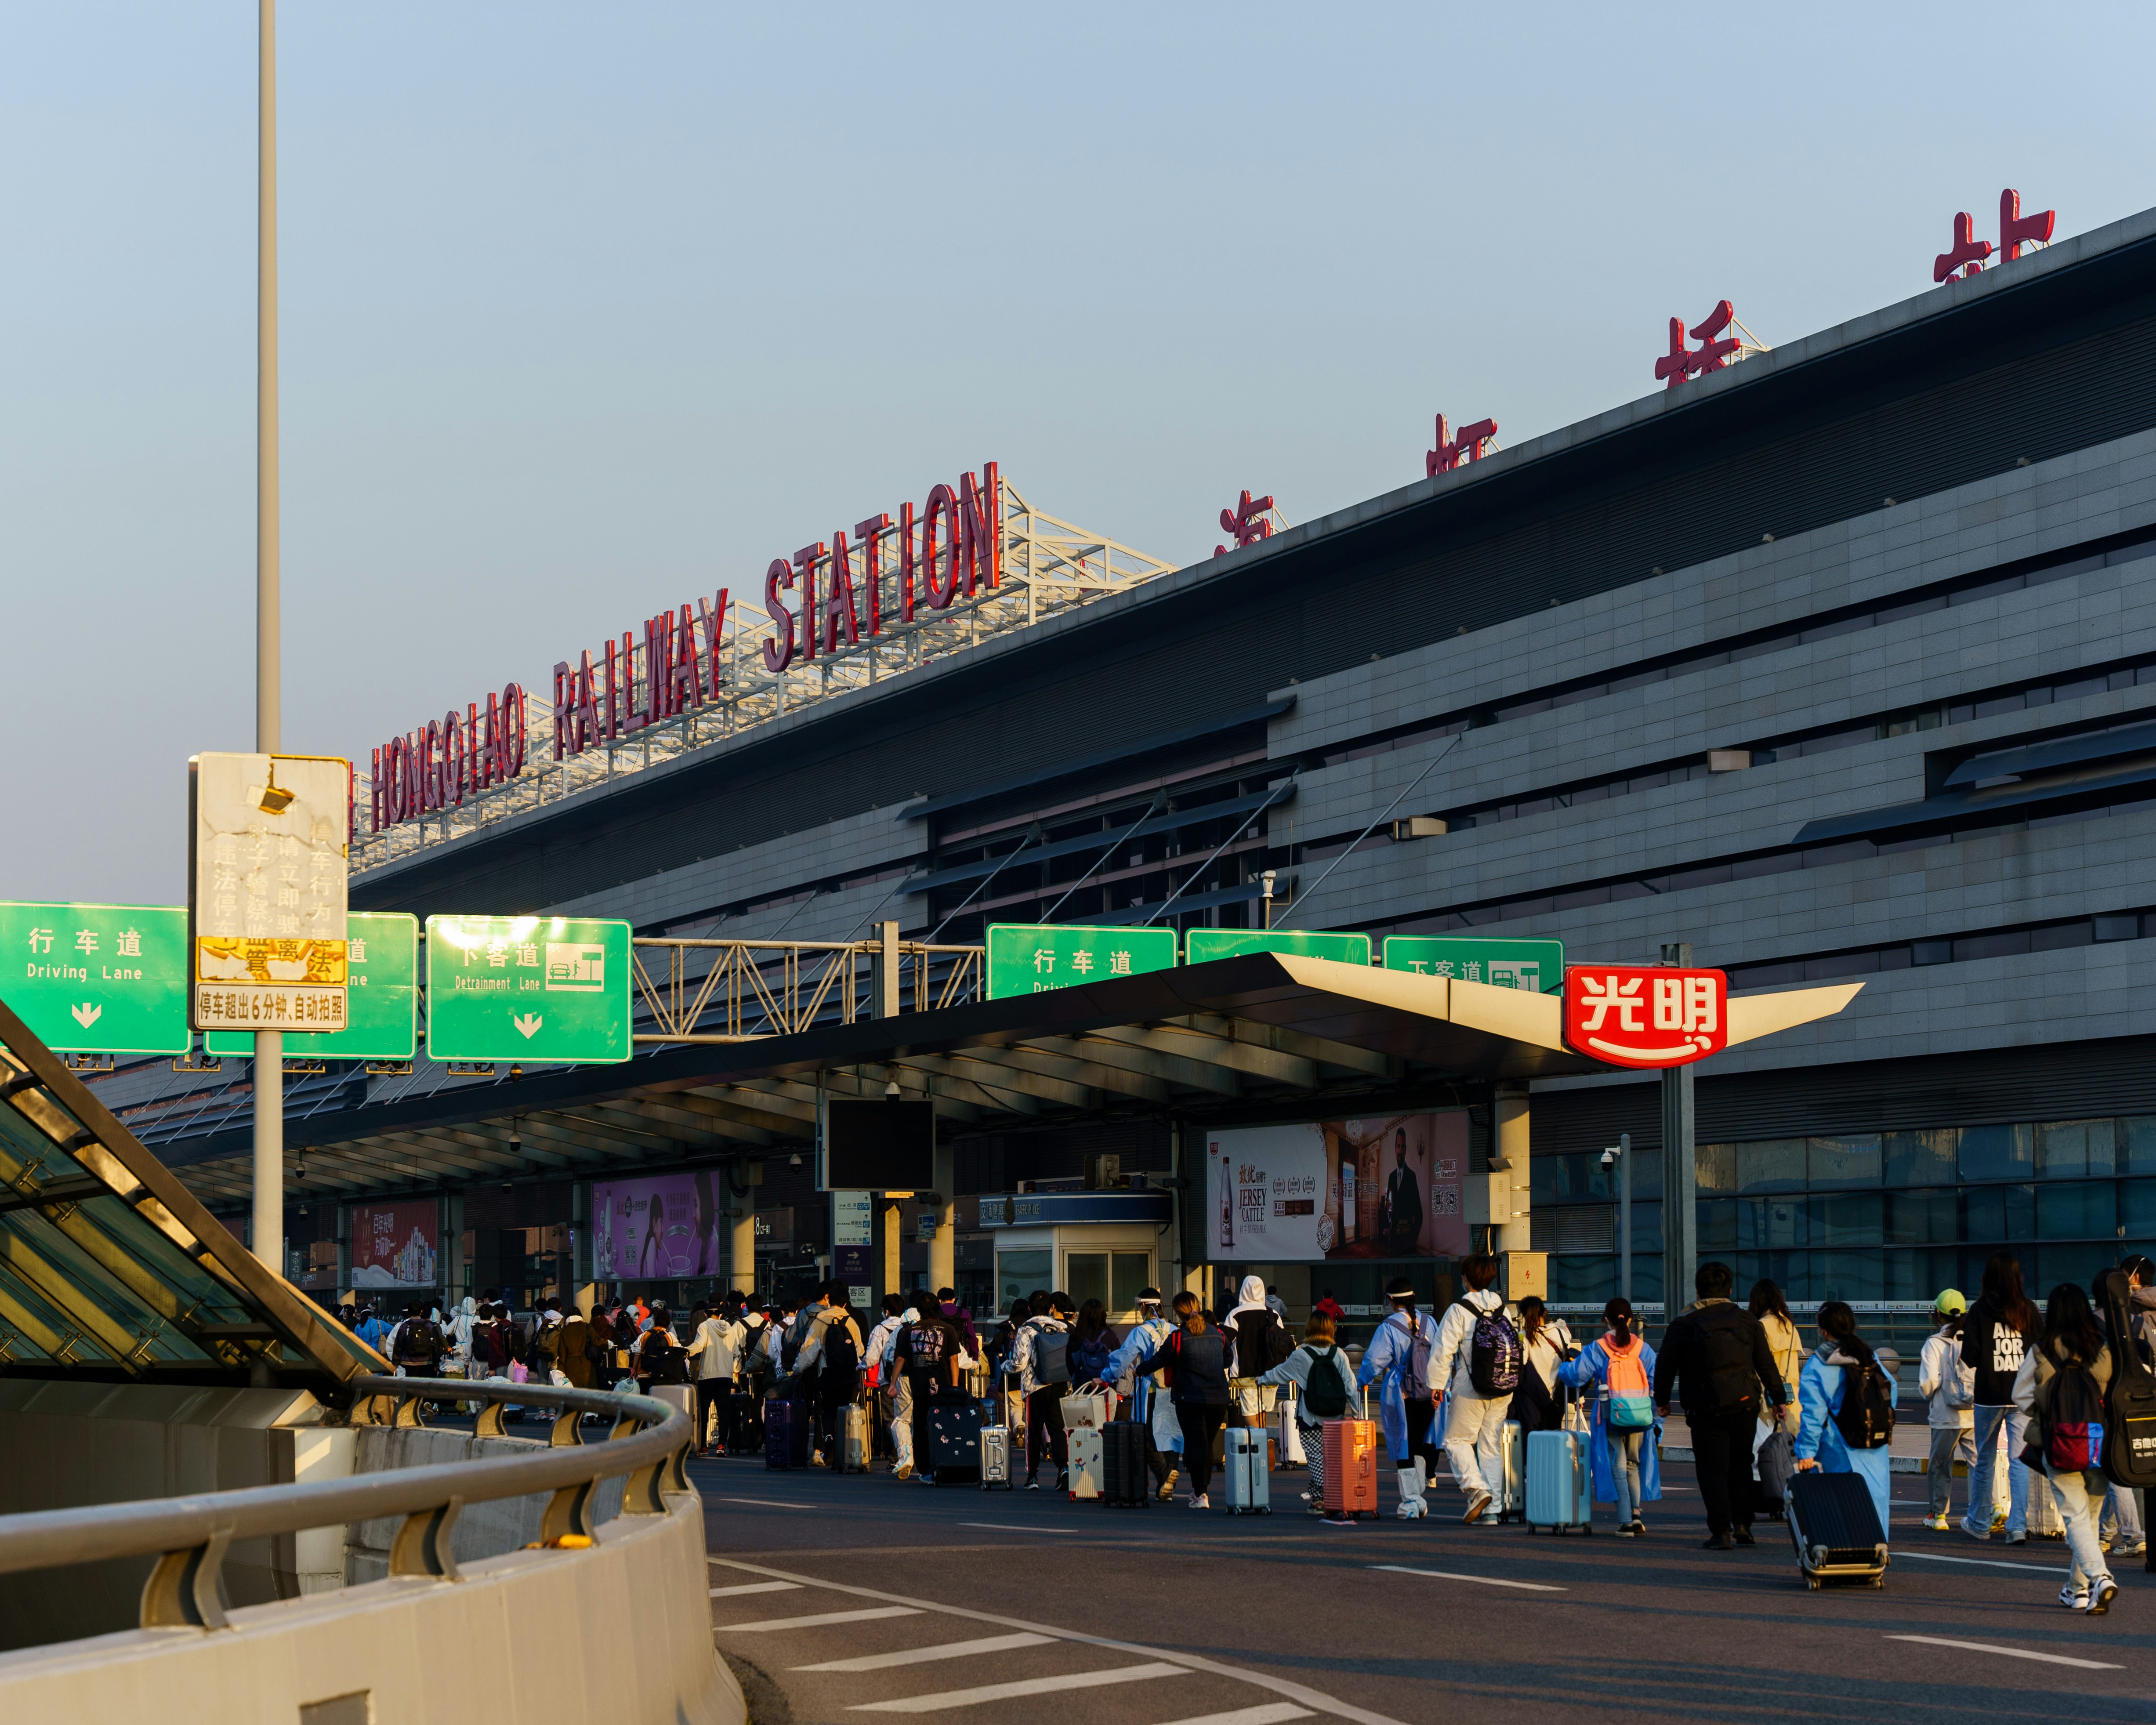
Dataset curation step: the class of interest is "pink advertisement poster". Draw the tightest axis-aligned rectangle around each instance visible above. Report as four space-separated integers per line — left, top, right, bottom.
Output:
592 1171 728 1282
351 1200 441 1288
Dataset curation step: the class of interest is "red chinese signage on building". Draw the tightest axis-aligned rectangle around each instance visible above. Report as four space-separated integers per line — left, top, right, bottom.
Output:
1214 490 1274 556
1654 301 1743 391
1427 413 1498 478
1934 188 2056 284
1563 964 1728 1068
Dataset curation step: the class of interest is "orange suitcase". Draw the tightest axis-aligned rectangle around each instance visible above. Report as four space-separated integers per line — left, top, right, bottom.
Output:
1323 1415 1380 1519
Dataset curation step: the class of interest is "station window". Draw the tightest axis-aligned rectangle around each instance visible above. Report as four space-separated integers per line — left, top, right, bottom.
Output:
1958 1124 2034 1182
2122 1119 2156 1174
1884 1129 1957 1188
2036 1181 2116 1240
1963 1183 2036 1242
2038 1120 2117 1177
1064 1250 1153 1313
1737 1140 1807 1194
996 1249 1051 1310
2118 1179 2156 1237
1808 1134 1881 1189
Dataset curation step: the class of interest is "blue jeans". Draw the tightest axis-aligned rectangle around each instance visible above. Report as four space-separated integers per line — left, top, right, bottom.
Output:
1968 1404 2030 1535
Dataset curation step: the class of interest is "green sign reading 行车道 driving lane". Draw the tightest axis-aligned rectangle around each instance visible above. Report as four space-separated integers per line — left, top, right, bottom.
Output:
1183 928 1373 966
424 914 632 1064
0 902 190 1054
206 913 418 1061
984 924 1178 999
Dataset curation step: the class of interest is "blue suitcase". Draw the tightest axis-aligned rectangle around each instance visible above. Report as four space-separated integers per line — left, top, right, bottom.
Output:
1524 1428 1594 1533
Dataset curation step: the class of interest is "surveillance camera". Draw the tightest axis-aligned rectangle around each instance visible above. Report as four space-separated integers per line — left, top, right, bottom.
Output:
1599 1149 1617 1167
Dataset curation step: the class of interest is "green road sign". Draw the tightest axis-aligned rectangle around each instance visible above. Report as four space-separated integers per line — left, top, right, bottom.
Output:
424 914 631 1064
985 923 1178 999
207 913 418 1061
1184 927 1372 966
0 902 189 1055
1382 936 1565 994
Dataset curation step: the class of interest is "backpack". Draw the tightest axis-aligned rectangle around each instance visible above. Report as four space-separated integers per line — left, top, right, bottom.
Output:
820 1314 859 1380
1302 1343 1352 1418
780 1314 808 1373
2098 1271 2156 1489
1942 1335 1976 1410
1254 1310 1295 1373
1604 1335 1654 1430
2044 1353 2107 1472
1467 1305 1519 1397
1035 1327 1071 1385
1828 1350 1895 1450
1692 1305 1762 1417
397 1319 443 1366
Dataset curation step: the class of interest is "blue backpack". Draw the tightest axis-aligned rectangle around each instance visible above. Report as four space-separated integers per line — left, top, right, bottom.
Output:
1395 1312 1436 1402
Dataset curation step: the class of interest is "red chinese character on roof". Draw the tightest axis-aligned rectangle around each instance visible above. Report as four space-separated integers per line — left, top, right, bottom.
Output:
1653 301 1742 391
1998 187 2055 261
1933 211 1992 283
1427 413 1499 478
1214 490 1275 557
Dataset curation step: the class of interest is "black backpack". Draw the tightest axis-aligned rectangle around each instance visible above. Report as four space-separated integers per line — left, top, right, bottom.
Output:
1247 1309 1294 1373
2098 1271 2156 1488
1828 1348 1895 1450
1692 1305 1761 1417
397 1319 443 1366
1302 1343 1352 1418
821 1314 859 1380
1035 1327 1071 1385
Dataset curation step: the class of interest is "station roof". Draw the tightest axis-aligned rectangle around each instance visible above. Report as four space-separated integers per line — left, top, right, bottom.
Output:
146 954 1860 1207
0 997 384 1383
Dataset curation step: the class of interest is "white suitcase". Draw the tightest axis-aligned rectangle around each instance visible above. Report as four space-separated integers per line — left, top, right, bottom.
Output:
1067 1426 1104 1499
1492 1419 1527 1523
1276 1395 1307 1468
979 1423 1013 1489
1224 1424 1272 1514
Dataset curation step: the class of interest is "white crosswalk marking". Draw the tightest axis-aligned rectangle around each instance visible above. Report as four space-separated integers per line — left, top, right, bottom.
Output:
710 1581 804 1598
1146 1707 1314 1725
848 1661 1189 1711
1370 1563 1564 1593
719 1606 924 1633
1885 1634 2123 1671
793 1632 1055 1673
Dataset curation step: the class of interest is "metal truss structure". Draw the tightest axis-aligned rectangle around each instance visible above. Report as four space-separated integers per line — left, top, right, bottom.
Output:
350 476 1177 873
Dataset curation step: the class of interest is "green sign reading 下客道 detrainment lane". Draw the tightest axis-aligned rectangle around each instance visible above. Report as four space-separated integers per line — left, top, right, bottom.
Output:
206 912 417 1061
0 902 190 1054
424 914 632 1064
1382 936 1565 994
984 924 1178 999
1184 927 1373 966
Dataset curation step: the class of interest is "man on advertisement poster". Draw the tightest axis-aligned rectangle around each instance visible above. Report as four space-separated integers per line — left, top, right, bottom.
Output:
1382 1126 1425 1258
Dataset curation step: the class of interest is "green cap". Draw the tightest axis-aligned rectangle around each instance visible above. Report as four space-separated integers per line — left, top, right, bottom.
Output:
1933 1288 1968 1315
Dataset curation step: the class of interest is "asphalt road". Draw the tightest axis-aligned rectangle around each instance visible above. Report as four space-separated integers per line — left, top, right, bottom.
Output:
687 1450 2156 1725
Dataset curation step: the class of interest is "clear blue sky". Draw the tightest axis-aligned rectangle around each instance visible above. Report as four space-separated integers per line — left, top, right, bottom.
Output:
4 4 2150 903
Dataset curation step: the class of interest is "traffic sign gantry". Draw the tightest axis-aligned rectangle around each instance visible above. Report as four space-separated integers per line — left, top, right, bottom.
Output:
1383 936 1565 995
985 924 1178 999
0 902 189 1054
424 914 632 1064
207 912 418 1062
1184 927 1372 965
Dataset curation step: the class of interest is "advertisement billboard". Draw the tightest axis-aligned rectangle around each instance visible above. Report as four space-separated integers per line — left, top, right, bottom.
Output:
350 1200 440 1289
591 1171 730 1282
1206 1113 1468 1262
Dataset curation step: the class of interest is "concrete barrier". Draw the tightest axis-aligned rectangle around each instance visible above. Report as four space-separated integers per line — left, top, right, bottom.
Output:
0 1487 741 1725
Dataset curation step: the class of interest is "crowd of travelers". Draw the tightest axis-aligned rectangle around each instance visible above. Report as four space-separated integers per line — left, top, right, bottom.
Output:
337 1244 2156 1616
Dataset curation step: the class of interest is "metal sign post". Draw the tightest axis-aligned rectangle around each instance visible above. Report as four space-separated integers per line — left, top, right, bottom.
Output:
255 0 281 1276
1605 1132 1632 1301
1660 942 1696 1319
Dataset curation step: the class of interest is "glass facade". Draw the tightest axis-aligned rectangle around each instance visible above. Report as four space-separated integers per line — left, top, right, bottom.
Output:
1533 1117 2156 1307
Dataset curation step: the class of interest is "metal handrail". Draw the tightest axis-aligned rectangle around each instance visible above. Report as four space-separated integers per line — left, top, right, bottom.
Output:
0 1373 693 1632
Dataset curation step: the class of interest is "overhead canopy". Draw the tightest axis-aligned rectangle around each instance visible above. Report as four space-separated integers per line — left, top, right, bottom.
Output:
0 997 384 1383
141 954 1863 1205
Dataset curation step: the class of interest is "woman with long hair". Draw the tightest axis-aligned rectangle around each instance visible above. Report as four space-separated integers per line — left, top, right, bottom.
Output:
2016 1283 2119 1613
1963 1252 2041 1543
1793 1301 1899 1534
1556 1295 1661 1535
1748 1279 1803 1518
1069 1297 1120 1385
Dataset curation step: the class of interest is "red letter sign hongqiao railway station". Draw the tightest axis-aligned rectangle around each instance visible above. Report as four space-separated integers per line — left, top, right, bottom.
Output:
1563 964 1729 1068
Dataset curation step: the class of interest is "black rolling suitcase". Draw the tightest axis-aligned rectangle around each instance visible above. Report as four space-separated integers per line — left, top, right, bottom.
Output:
924 1394 988 1483
725 1390 763 1456
765 1397 810 1470
1786 1469 1888 1590
1101 1419 1151 1508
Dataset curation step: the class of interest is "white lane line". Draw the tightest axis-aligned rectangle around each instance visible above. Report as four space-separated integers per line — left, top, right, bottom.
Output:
1894 1550 2066 1575
1885 1634 2123 1671
709 1557 1409 1725
710 1581 804 1598
958 1522 1087 1535
849 1662 1188 1712
1149 1708 1314 1725
717 1496 814 1509
793 1632 1055 1673
718 1606 924 1633
1371 1563 1565 1594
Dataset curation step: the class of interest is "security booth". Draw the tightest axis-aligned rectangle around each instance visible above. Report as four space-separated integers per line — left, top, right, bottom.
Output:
977 1188 1173 1322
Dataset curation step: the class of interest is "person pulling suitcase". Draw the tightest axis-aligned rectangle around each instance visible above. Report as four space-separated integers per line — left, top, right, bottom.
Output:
1256 1311 1357 1514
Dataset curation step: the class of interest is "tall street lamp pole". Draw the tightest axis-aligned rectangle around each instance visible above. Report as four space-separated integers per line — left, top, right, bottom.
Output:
254 0 283 1275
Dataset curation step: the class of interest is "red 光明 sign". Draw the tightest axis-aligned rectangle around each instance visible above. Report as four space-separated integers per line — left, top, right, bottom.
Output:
1563 964 1728 1068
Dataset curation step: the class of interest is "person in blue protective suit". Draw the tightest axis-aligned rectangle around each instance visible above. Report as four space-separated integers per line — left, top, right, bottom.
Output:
1359 1275 1444 1519
1095 1288 1183 1501
1557 1295 1663 1535
1795 1300 1900 1536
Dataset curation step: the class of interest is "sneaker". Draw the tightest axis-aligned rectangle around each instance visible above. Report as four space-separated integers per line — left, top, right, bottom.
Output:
1307 1504 1329 1517
1959 1517 1990 1541
1461 1489 1492 1526
894 1463 913 1480
1157 1479 1177 1502
1055 1472 1069 1493
2112 1540 2145 1559
2061 1580 2091 1610
1629 1519 1646 1537
1025 1478 1040 1490
1189 1492 1210 1509
1924 1512 1951 1532
1616 1524 1638 1538
1733 1528 1757 1547
2088 1576 2120 1616
2004 1529 2028 1547
1300 1490 1314 1503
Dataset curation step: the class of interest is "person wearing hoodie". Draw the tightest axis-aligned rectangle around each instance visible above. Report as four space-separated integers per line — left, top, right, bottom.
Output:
1099 1288 1182 1500
1222 1275 1290 1427
1362 1275 1446 1520
1794 1301 1899 1537
1961 1251 2040 1544
685 1301 744 1454
869 1294 923 1477
1257 1312 1357 1514
2015 1281 2120 1614
793 1282 868 1468
1557 1296 1662 1535
1423 1255 1511 1524
1917 1289 1976 1532
1012 1294 1076 1490
1163 1290 1232 1508
1654 1260 1789 1550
